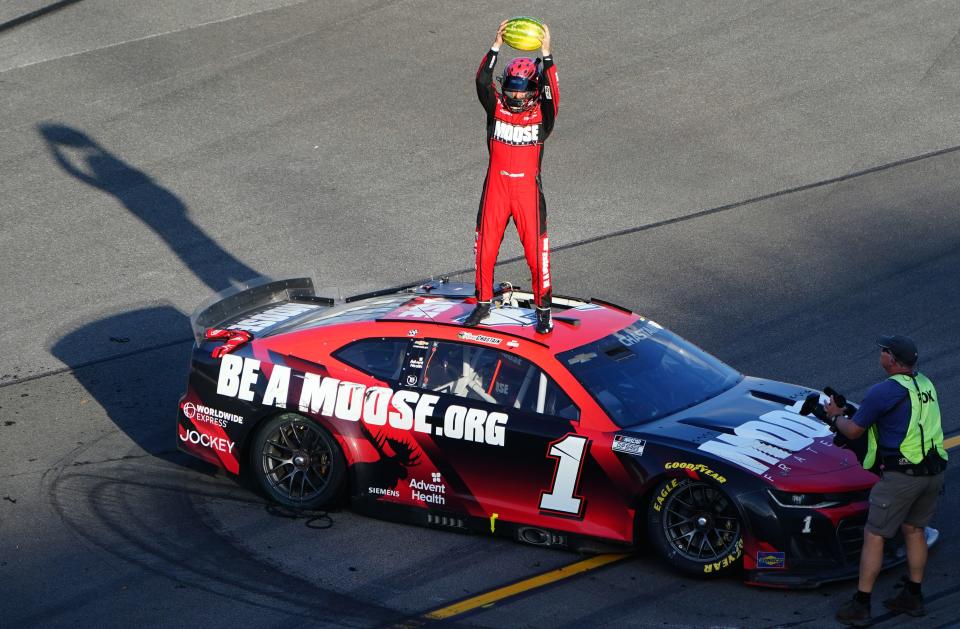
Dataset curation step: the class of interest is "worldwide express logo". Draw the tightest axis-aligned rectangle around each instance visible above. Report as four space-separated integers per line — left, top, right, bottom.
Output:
182 402 243 427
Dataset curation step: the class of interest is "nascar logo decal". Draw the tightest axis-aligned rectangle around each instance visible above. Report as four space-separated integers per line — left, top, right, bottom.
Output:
611 434 645 455
216 355 508 447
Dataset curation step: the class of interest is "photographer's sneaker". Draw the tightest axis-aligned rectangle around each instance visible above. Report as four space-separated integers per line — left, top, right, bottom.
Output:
883 578 925 616
835 595 871 626
535 307 553 334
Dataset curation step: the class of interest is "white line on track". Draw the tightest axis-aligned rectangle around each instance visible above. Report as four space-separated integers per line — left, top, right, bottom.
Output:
0 0 314 74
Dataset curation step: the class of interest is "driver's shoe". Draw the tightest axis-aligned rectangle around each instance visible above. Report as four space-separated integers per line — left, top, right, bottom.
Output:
535 307 553 334
464 302 491 327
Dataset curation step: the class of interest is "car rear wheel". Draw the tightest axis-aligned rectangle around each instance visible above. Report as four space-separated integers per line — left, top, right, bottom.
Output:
251 414 345 509
647 477 744 577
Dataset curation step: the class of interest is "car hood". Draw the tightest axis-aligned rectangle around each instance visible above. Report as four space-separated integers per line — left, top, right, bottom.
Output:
632 377 874 488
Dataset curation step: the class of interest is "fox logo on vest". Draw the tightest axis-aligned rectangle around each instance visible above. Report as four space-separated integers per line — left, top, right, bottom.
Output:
493 120 540 145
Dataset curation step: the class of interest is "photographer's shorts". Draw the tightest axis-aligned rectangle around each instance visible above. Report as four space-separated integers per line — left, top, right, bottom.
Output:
866 471 946 538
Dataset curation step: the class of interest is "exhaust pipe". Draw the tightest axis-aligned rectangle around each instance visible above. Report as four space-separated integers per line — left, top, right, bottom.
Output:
518 527 553 546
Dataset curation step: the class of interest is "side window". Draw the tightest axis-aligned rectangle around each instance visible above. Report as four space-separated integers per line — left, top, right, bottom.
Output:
412 340 579 420
334 338 409 382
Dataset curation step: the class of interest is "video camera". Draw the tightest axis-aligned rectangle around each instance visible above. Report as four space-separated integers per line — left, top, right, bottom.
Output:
798 387 867 464
798 386 855 427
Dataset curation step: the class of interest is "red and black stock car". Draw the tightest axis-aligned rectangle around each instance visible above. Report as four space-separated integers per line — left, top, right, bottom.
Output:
177 278 904 587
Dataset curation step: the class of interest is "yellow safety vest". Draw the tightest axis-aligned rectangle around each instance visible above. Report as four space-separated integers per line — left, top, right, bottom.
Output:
862 373 947 469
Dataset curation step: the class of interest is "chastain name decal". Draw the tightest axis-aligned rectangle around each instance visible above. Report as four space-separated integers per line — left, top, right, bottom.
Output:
457 331 502 345
216 355 508 446
614 320 662 347
697 405 832 475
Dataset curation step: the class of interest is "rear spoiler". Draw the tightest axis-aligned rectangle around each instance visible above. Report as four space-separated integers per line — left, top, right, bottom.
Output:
189 277 333 344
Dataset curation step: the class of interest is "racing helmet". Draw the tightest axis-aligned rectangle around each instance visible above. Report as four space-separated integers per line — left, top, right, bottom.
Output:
500 57 541 113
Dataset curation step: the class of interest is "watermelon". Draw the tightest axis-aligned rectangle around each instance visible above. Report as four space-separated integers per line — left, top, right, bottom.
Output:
503 17 544 51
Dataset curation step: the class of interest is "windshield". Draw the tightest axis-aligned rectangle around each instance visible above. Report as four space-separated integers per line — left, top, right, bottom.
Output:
557 320 741 427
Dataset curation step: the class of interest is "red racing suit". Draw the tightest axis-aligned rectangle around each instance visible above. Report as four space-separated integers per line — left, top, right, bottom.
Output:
474 48 559 308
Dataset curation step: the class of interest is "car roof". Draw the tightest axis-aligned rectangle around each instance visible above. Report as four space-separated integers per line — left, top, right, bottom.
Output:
280 280 642 354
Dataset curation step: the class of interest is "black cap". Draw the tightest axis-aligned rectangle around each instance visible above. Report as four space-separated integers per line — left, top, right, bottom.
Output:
876 335 918 366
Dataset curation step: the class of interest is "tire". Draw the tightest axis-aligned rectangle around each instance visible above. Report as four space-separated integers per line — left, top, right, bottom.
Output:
251 413 346 509
647 477 744 577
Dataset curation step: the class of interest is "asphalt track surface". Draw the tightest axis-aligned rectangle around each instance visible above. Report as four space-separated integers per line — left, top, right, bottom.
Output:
1 1 959 627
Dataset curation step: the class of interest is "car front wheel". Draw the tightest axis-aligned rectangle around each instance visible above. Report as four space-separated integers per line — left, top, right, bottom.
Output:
251 414 346 509
647 477 744 577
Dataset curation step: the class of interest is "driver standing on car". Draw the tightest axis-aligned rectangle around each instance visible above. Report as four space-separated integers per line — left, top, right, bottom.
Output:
466 20 559 334
828 335 947 625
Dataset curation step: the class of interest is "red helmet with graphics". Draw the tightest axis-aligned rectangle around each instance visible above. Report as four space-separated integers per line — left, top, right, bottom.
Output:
500 57 541 113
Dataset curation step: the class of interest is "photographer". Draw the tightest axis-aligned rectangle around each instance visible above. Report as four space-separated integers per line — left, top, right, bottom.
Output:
829 335 948 625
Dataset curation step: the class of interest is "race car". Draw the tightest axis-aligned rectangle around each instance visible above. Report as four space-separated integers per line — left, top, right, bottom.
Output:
177 277 906 587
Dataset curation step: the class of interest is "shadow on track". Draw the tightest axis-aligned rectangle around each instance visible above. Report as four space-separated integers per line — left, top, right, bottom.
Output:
26 123 409 629
40 122 262 466
39 123 259 290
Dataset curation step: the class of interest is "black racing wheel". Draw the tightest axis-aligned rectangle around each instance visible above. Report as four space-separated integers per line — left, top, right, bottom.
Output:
647 477 744 577
251 414 346 509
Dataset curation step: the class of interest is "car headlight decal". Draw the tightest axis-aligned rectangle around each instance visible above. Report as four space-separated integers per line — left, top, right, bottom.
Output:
767 489 868 509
